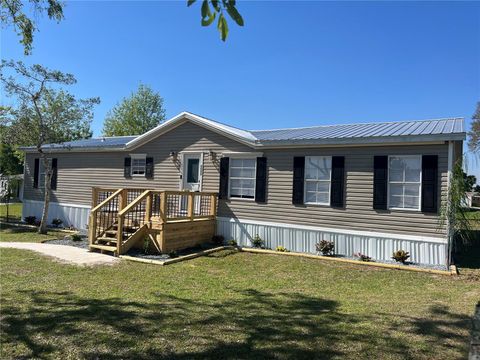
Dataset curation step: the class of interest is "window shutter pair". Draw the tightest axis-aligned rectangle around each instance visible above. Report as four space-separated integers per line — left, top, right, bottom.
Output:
124 157 153 178
292 156 345 207
218 157 268 203
33 158 57 190
373 155 438 213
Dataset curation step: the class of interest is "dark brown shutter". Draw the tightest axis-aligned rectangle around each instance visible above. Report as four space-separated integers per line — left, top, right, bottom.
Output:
373 156 388 210
145 157 154 178
33 158 39 188
255 157 267 203
421 155 438 213
219 157 229 199
292 156 305 205
330 156 345 208
51 158 58 190
124 157 131 178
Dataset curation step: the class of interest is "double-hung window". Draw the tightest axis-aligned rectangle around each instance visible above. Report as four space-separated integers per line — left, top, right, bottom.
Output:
131 154 146 176
304 156 332 205
39 159 51 188
229 158 256 199
388 155 421 210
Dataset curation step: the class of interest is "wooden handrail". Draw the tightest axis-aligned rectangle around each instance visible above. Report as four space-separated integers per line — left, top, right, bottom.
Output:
151 190 218 197
118 190 151 217
90 188 124 213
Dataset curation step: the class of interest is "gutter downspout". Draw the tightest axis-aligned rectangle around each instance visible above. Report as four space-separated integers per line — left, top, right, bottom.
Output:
446 140 454 267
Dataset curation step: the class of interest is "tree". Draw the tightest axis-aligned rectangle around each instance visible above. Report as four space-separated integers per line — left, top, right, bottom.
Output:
462 171 476 193
474 185 480 193
468 102 480 153
187 0 244 41
0 60 99 234
102 84 166 136
0 0 64 55
0 142 23 175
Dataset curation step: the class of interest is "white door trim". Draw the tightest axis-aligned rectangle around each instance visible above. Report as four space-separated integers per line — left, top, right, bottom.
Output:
180 152 204 191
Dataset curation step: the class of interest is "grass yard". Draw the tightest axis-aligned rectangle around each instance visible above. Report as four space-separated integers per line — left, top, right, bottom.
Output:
0 203 22 222
1 246 479 359
0 223 68 243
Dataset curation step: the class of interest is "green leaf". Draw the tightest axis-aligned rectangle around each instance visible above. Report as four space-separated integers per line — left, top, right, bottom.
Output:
225 3 244 26
201 0 211 20
187 0 196 6
201 11 216 26
217 13 228 41
211 0 220 12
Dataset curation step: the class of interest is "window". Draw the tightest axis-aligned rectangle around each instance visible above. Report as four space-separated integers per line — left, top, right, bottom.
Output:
229 158 256 199
187 158 200 183
388 155 421 210
131 155 146 176
39 159 51 188
304 156 332 205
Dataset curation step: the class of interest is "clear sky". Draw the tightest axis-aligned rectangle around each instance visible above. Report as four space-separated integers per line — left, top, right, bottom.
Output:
1 1 479 176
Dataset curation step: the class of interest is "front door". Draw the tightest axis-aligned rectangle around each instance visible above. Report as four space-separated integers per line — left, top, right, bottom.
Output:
182 154 202 191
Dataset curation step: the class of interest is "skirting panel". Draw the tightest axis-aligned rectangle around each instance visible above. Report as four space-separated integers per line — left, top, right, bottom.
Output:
22 200 90 230
216 217 448 266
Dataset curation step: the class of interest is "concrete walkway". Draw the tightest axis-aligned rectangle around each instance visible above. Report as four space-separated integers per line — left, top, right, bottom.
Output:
0 242 119 266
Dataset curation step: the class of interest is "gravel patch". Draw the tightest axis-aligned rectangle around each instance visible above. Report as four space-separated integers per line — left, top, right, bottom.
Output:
126 243 220 262
44 236 89 249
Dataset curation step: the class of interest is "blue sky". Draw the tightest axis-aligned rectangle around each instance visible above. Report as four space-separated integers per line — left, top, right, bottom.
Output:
1 1 479 176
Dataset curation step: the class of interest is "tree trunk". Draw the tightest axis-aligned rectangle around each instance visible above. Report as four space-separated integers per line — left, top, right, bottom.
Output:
38 155 52 234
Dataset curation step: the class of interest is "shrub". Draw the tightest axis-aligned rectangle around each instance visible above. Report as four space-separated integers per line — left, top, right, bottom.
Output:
51 218 63 227
354 252 372 262
24 216 36 225
211 235 225 245
143 236 150 255
316 240 335 256
227 239 237 246
276 245 288 252
392 250 410 264
251 234 264 248
71 234 83 242
168 250 178 258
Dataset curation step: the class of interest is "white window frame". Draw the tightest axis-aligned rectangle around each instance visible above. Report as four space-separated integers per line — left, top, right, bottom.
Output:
387 155 422 212
130 154 147 177
228 157 257 201
304 156 332 206
38 159 51 188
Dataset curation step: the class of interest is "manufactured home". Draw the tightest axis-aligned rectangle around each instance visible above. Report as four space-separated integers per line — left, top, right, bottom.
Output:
20 112 465 266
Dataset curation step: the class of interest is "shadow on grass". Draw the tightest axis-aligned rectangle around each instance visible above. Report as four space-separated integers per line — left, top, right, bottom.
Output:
0 289 471 359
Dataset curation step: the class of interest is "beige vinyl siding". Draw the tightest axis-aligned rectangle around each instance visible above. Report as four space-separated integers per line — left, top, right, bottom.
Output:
23 121 453 238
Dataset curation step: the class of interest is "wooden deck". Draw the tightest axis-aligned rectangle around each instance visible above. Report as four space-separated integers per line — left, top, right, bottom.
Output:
88 188 218 256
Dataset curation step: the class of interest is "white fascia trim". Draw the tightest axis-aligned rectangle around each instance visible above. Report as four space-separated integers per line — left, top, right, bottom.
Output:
24 199 91 209
22 147 127 154
125 112 258 150
217 216 448 244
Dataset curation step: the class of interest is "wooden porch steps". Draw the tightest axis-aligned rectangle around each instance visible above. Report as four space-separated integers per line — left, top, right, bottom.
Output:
89 244 117 253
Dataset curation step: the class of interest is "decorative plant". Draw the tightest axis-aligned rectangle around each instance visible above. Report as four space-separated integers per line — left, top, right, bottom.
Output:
168 250 178 258
71 234 82 242
316 240 335 256
392 250 410 264
211 235 225 245
51 218 63 228
24 216 36 225
227 239 237 246
354 252 372 262
251 234 264 248
143 236 151 255
275 245 288 252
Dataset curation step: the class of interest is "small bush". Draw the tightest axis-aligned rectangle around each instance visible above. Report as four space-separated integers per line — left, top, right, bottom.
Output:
392 250 410 264
143 236 150 255
71 234 83 242
168 250 178 258
354 252 372 262
276 245 288 252
251 234 264 248
211 235 225 245
316 240 335 256
227 239 237 246
24 216 36 225
51 218 63 227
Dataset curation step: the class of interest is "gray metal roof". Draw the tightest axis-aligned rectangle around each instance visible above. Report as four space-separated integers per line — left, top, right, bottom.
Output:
21 114 465 152
249 117 465 142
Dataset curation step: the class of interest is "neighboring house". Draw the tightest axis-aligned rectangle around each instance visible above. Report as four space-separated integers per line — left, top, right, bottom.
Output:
466 192 480 208
20 112 465 266
0 173 24 202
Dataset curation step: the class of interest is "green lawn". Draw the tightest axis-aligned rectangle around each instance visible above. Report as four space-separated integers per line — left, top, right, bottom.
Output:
0 223 68 243
0 203 22 222
1 245 479 359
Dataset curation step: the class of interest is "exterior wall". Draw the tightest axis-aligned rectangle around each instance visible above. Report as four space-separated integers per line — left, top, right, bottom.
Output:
23 122 453 241
217 217 447 266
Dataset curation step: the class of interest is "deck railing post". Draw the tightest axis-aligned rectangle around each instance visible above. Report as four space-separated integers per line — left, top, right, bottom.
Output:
160 191 167 224
210 193 217 218
187 192 195 221
92 187 99 208
117 215 124 255
145 191 152 224
88 213 95 247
